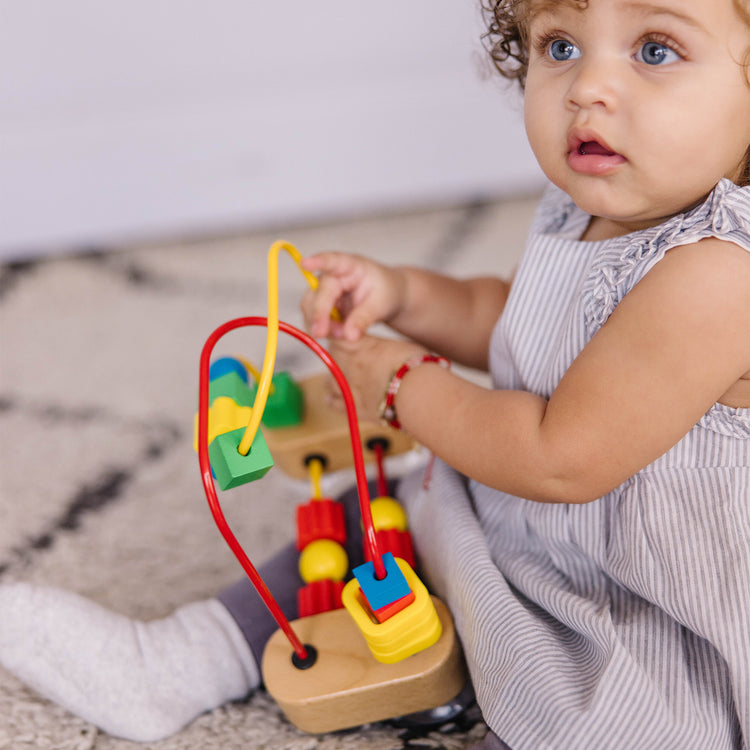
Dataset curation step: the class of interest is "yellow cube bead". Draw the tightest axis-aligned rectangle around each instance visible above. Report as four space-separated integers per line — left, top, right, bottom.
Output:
342 558 442 663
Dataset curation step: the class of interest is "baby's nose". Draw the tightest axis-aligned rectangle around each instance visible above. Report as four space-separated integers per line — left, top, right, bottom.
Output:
566 57 620 112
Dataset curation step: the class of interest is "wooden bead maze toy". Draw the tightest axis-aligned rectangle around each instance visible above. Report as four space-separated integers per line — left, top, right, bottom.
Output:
194 241 467 733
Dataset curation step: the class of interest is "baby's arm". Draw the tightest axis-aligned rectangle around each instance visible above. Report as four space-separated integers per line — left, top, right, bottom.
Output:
329 238 750 503
301 252 511 371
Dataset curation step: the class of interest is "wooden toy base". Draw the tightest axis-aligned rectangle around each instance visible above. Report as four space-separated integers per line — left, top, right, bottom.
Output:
261 597 467 734
262 373 415 479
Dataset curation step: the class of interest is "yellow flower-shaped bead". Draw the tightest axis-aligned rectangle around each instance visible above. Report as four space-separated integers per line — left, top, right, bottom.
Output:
194 396 254 452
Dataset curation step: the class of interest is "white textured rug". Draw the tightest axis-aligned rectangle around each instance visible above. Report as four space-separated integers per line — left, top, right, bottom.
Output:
0 196 536 749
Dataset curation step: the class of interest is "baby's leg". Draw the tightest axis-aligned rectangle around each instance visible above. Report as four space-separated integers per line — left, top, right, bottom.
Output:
219 482 368 663
0 584 259 742
0 484 369 741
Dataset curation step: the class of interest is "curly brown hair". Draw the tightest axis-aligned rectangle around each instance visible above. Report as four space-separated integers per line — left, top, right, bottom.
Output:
481 0 589 88
480 0 528 88
481 0 750 185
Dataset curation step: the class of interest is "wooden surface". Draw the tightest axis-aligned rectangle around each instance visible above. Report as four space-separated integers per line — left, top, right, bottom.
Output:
263 373 415 479
262 597 467 734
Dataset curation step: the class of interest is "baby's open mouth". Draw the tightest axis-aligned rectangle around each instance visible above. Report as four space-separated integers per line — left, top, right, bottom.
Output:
567 135 627 174
578 141 615 157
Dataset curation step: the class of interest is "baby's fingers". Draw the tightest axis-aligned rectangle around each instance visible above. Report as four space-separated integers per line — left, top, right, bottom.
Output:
300 282 339 338
301 251 358 276
301 252 368 338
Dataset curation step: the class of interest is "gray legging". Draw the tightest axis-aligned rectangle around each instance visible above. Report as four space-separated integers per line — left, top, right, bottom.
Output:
217 481 376 667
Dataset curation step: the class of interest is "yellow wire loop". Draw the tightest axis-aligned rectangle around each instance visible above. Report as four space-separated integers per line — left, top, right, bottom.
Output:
238 241 320 456
237 356 274 394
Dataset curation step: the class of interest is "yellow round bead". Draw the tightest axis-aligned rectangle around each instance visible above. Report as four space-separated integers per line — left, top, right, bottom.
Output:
298 539 349 583
370 496 408 532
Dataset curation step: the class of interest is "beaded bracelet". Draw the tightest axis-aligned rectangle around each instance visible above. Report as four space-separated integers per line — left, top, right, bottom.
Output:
378 354 451 430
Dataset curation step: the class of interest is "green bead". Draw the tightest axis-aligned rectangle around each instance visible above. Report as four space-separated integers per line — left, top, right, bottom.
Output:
249 371 304 428
208 372 255 407
209 427 274 490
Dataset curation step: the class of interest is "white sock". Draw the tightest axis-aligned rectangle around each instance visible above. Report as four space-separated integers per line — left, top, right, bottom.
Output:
0 582 260 742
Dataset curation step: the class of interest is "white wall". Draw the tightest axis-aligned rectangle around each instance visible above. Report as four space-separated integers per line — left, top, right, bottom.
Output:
0 1 543 259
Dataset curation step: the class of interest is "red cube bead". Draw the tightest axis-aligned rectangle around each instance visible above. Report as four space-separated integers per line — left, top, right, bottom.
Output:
371 589 416 624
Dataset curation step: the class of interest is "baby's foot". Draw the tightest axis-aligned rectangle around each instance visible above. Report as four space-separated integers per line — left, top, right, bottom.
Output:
0 583 259 741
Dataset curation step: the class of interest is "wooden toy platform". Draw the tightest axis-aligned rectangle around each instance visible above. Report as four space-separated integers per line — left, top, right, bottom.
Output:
262 373 415 479
261 597 467 734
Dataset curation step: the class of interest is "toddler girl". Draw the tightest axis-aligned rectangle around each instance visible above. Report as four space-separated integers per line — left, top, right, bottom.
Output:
2 0 750 747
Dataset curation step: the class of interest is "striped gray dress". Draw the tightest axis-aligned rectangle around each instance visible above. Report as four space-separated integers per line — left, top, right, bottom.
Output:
399 179 750 750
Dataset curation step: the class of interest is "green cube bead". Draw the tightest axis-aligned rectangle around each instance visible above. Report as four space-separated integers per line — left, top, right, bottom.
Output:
209 427 274 490
249 371 304 428
208 372 255 407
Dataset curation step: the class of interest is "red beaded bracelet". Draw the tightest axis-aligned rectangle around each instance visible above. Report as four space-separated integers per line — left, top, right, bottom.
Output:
377 354 451 430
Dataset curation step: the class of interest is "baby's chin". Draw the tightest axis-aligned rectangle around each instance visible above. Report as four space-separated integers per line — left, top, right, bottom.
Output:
554 183 675 236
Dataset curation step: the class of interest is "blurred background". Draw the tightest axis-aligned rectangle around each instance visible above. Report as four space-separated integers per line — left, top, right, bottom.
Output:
0 0 543 261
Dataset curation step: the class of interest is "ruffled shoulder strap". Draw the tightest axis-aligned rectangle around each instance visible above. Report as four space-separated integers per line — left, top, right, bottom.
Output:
661 178 750 252
529 182 591 239
580 179 750 436
583 179 750 335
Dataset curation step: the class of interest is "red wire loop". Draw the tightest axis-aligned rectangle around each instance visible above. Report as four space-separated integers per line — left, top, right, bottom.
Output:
198 317 386 660
373 441 389 498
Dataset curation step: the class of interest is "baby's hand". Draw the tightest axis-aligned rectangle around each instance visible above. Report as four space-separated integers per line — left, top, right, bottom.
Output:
326 335 428 423
300 252 405 341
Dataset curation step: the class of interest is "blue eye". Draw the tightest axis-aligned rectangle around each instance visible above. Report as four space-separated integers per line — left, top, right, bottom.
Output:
636 41 680 65
548 39 581 62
